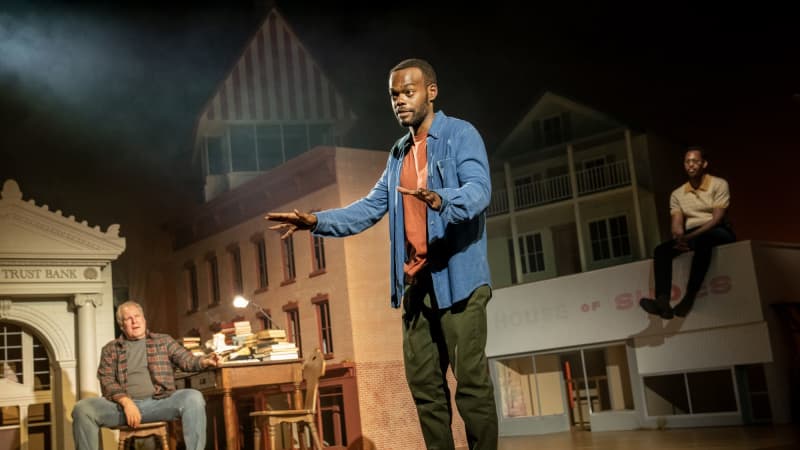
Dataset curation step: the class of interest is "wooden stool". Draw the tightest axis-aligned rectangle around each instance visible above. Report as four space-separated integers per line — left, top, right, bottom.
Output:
113 421 170 450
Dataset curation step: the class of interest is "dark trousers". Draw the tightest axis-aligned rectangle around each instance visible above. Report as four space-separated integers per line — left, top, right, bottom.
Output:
402 272 498 450
653 225 735 299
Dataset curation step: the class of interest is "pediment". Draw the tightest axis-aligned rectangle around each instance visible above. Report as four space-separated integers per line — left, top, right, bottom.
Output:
0 180 125 261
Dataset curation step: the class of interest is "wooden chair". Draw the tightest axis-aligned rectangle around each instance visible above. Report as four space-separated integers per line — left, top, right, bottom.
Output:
251 348 326 450
111 421 172 450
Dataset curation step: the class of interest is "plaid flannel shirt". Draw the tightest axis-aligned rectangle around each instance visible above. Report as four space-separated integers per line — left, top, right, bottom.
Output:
98 331 204 402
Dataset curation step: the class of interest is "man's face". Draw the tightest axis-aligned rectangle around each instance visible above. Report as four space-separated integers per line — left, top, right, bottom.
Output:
683 150 707 178
389 67 437 128
119 305 147 340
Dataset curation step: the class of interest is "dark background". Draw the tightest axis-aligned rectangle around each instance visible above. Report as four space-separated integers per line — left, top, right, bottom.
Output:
1 1 798 241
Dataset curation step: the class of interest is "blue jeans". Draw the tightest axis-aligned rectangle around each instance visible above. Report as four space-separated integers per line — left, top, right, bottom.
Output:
72 389 206 450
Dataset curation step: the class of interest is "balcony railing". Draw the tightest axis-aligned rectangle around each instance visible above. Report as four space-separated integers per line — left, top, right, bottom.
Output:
514 174 572 210
488 190 509 216
576 160 630 195
488 160 631 216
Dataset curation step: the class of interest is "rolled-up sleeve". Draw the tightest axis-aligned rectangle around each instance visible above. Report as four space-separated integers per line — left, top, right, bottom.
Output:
434 125 491 224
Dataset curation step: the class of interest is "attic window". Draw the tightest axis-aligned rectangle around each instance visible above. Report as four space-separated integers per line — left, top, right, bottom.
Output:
205 122 336 176
230 126 257 171
542 116 563 146
206 137 226 175
532 112 572 148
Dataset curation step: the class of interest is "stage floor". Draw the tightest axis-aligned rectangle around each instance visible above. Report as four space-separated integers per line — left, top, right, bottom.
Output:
497 425 799 450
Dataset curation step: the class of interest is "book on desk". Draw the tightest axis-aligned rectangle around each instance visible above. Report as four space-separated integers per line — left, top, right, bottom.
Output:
179 322 298 364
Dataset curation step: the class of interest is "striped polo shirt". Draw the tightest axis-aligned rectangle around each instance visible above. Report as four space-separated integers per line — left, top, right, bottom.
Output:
669 174 730 229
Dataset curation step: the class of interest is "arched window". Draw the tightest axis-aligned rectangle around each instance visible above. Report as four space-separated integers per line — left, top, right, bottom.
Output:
0 322 53 450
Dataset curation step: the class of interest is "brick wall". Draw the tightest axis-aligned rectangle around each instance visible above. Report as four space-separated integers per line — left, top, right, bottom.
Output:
353 360 468 450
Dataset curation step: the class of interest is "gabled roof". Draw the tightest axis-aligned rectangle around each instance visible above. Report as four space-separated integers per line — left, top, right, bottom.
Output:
196 9 356 125
494 91 622 158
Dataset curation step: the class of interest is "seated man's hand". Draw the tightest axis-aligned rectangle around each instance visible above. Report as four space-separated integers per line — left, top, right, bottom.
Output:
673 238 690 252
119 397 142 428
266 210 317 239
202 353 222 368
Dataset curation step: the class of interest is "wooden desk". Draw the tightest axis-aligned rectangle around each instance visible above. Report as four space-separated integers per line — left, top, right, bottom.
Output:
178 359 303 450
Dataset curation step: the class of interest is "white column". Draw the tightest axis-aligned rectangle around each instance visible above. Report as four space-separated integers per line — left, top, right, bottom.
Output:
19 404 29 450
503 161 524 283
74 294 101 399
567 144 587 271
625 129 647 258
54 360 77 450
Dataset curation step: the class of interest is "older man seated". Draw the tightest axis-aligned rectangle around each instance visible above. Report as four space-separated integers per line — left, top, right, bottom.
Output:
72 301 220 450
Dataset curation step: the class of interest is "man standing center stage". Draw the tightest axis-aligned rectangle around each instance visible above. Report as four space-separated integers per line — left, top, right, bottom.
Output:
266 58 498 450
72 301 221 450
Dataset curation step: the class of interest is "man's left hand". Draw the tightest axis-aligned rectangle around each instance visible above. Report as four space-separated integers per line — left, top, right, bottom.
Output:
201 353 222 368
397 186 442 210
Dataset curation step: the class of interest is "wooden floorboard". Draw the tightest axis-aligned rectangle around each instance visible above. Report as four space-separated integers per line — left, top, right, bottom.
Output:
495 425 800 450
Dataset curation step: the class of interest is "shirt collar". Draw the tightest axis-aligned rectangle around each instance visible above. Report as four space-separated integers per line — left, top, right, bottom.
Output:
684 174 711 193
115 330 153 345
398 110 446 150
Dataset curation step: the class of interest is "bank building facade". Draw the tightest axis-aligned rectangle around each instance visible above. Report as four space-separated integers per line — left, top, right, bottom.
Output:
0 179 125 450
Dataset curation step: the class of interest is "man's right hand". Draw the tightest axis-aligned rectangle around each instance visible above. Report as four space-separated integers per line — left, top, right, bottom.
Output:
673 237 690 252
119 397 142 428
265 209 317 239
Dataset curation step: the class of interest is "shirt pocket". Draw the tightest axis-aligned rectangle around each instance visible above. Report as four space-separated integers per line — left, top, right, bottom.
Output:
436 158 458 188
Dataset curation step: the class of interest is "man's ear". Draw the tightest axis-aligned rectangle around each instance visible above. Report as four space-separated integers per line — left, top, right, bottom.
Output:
702 160 708 169
427 83 438 103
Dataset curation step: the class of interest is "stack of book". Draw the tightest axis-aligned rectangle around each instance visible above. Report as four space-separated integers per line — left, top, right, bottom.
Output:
182 322 299 364
232 321 256 347
223 345 255 363
180 337 205 357
253 329 299 361
221 321 257 362
218 322 236 345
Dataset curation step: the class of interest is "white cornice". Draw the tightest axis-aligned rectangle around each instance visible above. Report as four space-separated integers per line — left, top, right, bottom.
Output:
0 180 126 260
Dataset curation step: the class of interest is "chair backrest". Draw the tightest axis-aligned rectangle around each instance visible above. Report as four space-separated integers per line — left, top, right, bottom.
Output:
302 348 326 412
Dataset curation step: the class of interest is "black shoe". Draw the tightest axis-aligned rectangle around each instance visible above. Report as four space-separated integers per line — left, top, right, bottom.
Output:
639 297 674 320
673 295 696 318
639 298 660 315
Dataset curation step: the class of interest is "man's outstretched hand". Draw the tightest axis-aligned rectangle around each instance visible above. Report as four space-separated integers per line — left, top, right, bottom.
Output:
397 186 442 210
266 209 318 239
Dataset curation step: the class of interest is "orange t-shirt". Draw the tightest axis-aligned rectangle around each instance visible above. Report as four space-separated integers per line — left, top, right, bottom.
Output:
400 134 428 277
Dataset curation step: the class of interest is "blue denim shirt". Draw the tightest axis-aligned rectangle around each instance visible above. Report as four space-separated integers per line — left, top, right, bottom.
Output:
314 111 491 308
